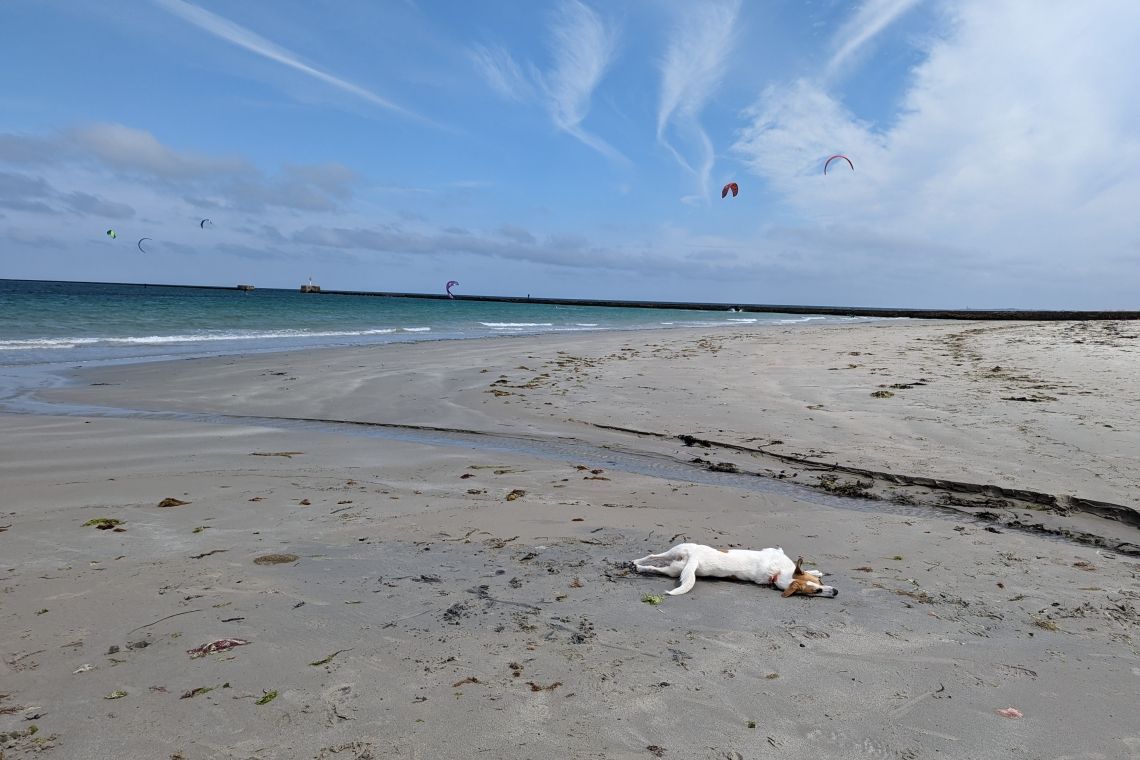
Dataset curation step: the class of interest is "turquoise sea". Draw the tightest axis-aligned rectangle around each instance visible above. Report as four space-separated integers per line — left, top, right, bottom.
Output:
0 279 865 368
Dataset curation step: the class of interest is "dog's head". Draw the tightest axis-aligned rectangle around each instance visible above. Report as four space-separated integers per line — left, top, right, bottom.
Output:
781 556 839 598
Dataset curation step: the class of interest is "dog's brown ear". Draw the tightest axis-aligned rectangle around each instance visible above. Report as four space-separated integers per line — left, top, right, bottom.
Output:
782 580 801 598
794 556 805 575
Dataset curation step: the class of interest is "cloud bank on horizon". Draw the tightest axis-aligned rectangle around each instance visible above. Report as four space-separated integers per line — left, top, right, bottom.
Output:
0 0 1137 308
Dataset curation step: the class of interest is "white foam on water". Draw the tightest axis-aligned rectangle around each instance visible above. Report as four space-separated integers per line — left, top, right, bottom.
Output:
0 327 400 349
480 322 554 328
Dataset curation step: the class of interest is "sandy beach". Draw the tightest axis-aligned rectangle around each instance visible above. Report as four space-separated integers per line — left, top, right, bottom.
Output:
3 319 1139 759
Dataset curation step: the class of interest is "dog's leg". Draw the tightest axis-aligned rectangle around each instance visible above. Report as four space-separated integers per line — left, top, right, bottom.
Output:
633 550 673 565
636 563 679 577
633 549 680 572
667 555 700 595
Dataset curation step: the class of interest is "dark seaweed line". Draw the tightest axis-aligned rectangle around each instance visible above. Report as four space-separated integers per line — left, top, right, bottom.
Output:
590 422 1140 553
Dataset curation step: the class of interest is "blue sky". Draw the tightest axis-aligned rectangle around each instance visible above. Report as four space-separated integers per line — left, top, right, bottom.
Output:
1 0 1137 307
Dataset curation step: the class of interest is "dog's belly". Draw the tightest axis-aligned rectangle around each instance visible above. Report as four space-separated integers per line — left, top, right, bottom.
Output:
695 559 770 584
701 567 759 583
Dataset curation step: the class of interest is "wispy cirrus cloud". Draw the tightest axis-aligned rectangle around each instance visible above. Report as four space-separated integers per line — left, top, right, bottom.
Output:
153 0 430 124
470 1 624 163
540 0 624 162
656 0 740 202
825 0 921 79
469 44 535 101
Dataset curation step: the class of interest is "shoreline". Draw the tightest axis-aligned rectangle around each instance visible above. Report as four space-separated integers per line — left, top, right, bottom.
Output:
3 318 1139 758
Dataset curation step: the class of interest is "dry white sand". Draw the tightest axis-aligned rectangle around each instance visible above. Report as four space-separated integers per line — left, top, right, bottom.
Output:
2 319 1139 759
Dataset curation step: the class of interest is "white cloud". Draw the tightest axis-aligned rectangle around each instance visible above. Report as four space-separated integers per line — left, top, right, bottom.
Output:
733 1 1140 305
540 0 625 163
70 123 248 178
656 0 740 201
468 1 625 163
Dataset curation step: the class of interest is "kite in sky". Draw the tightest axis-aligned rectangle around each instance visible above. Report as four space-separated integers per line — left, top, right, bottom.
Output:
823 155 854 174
721 182 739 198
445 280 459 298
137 237 152 253
106 229 117 239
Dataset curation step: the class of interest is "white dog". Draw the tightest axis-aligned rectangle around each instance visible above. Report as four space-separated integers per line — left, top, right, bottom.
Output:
633 543 838 598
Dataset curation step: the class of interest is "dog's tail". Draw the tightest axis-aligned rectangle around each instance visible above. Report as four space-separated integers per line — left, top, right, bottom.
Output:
667 553 699 596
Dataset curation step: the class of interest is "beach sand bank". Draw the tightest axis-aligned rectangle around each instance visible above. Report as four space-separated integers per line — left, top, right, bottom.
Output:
2 319 1138 758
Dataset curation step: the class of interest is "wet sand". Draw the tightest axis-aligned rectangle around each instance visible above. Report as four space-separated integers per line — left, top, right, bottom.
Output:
2 319 1139 759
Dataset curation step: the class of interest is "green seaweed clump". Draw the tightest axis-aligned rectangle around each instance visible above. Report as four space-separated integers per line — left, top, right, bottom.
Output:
83 518 123 529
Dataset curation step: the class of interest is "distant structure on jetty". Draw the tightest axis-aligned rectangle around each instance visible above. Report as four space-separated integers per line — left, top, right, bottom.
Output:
236 284 255 291
300 276 321 293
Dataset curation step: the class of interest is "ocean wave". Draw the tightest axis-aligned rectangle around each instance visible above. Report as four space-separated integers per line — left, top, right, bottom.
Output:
769 316 829 324
0 337 103 350
0 327 401 349
480 322 554 328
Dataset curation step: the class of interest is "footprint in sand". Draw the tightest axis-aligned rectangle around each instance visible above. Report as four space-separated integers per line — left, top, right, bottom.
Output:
321 682 357 725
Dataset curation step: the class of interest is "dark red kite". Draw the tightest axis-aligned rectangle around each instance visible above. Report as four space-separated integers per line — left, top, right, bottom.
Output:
721 182 739 198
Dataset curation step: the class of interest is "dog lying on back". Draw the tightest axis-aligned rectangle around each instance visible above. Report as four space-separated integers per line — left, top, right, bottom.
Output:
633 543 838 598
